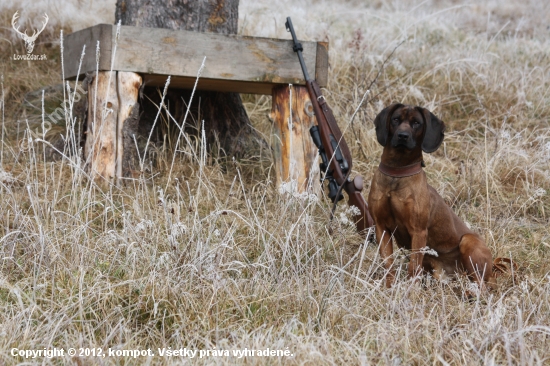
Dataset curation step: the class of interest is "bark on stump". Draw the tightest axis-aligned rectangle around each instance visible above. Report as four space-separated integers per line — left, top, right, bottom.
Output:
271 85 320 195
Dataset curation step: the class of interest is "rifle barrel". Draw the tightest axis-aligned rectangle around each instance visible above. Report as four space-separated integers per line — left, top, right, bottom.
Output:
285 17 311 81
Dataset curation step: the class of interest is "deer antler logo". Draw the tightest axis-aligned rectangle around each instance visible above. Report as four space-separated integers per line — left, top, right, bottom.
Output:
12 11 49 54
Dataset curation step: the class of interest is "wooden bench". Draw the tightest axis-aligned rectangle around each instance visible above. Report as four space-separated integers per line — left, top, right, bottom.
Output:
65 24 329 192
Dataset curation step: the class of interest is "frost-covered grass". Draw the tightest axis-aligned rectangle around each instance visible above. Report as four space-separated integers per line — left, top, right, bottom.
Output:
1 0 550 365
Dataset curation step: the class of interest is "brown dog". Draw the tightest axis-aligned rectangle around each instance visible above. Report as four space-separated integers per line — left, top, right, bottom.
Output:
367 103 496 291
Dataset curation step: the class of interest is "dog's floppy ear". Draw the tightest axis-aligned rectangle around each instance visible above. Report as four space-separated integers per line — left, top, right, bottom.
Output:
374 103 402 146
418 107 445 153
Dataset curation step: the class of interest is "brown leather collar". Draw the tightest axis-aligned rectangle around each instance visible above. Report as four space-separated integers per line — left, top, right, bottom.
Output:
378 161 424 178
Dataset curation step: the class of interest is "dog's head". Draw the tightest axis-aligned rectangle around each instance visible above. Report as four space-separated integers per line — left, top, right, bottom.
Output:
373 103 445 153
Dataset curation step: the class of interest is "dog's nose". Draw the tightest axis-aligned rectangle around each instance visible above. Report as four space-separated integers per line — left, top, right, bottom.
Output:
398 132 409 140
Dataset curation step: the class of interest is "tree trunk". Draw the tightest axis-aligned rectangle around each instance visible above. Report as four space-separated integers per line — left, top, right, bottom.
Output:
116 0 238 34
115 0 260 160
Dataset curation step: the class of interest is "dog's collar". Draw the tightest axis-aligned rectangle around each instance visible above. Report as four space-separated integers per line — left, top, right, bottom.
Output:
378 160 425 178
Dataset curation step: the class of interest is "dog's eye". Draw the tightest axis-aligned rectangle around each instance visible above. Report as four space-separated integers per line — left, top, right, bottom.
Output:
392 117 400 123
413 120 420 126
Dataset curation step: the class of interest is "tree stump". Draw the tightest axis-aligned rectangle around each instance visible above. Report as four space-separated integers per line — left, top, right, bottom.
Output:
116 72 142 179
84 71 142 184
272 85 320 195
85 71 118 183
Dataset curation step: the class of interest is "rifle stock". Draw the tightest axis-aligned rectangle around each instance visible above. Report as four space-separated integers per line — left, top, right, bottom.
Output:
286 17 374 235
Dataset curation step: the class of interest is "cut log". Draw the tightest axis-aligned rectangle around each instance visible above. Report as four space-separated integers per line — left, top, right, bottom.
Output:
271 85 320 194
84 71 118 183
116 72 142 180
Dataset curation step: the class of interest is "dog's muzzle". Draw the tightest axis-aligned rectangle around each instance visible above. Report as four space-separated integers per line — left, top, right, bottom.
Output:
391 131 415 149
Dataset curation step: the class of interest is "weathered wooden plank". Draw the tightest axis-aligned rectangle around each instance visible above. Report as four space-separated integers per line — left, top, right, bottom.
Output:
142 75 287 95
64 24 328 95
63 24 112 79
272 85 320 194
84 71 118 184
315 42 329 88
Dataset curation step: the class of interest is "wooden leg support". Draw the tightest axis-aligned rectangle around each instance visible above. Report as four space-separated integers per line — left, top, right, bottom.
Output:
84 71 142 185
85 79 317 190
116 72 142 180
271 85 320 195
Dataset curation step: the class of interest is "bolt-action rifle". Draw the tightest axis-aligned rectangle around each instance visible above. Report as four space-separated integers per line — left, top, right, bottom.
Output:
285 17 374 235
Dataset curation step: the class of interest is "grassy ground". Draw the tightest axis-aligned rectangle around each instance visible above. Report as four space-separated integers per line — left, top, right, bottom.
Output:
1 0 550 364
